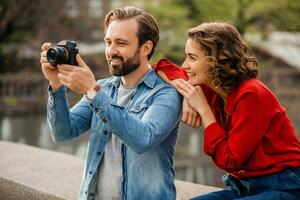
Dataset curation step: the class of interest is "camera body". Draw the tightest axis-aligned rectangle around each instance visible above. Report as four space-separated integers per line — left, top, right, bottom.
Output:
46 40 78 66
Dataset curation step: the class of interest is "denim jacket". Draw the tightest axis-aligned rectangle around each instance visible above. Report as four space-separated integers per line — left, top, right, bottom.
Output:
47 68 182 200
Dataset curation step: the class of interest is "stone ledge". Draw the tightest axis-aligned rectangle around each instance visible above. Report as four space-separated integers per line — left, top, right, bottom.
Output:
0 141 220 200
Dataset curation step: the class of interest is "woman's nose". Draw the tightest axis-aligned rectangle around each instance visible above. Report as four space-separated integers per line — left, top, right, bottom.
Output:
182 60 189 69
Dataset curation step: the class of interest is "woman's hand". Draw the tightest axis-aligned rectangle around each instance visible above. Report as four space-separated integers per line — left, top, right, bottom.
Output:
181 98 202 128
174 79 216 128
156 70 172 85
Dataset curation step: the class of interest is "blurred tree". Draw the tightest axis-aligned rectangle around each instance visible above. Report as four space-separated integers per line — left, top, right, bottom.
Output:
119 0 300 63
241 0 300 33
0 0 69 73
145 0 193 64
1 0 299 72
0 0 110 73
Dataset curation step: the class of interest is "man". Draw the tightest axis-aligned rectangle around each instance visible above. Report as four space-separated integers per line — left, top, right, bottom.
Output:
40 6 181 200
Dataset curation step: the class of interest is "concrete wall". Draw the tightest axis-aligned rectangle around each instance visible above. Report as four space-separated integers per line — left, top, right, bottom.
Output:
0 141 220 200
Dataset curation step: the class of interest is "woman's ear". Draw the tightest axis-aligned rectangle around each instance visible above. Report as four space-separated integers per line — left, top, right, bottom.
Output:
207 57 216 68
141 40 153 57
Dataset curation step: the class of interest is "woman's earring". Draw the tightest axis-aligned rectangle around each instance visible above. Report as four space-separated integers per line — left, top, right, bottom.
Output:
212 78 221 89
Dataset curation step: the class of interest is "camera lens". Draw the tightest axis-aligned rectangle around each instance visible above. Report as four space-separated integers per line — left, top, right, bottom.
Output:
46 46 68 66
47 49 57 60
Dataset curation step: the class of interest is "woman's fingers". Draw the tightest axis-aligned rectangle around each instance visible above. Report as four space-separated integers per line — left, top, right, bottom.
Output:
178 79 194 90
174 80 190 96
181 98 201 128
195 116 202 128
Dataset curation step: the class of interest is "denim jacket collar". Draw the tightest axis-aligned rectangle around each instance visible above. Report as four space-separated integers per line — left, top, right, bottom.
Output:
108 67 157 89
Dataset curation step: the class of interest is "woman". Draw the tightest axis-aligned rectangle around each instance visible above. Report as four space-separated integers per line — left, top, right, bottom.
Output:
154 22 300 199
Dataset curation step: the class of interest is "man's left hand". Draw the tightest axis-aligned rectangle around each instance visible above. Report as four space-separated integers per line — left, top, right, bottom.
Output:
57 54 98 94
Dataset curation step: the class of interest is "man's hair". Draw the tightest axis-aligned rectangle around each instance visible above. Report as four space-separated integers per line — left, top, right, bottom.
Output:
104 6 159 60
188 22 258 92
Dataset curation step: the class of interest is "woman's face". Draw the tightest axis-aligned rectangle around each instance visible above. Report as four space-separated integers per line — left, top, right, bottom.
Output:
182 39 211 86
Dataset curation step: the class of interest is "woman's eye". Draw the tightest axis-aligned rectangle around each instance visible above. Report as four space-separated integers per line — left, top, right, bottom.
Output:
190 56 195 61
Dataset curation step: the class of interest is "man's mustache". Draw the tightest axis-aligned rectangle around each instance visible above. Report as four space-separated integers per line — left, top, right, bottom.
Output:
109 55 124 61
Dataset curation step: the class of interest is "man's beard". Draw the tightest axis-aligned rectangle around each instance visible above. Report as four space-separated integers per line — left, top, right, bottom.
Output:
108 48 141 77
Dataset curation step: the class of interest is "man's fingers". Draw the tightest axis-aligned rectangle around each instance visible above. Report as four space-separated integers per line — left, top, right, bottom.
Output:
76 54 88 68
42 63 56 70
40 51 47 57
41 43 52 51
40 55 49 64
58 64 74 72
57 72 69 83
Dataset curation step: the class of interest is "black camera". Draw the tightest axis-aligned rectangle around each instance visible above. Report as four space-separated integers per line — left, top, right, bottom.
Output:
46 40 78 66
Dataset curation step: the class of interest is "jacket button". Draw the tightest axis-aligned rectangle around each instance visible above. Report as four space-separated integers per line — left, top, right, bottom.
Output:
103 131 108 135
102 118 108 123
97 151 101 155
89 171 92 175
85 191 87 194
94 108 99 112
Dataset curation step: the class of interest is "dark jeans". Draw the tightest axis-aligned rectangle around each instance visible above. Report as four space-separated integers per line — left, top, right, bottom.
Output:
191 167 300 200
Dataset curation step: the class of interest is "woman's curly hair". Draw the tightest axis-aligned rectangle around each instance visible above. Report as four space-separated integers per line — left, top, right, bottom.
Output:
188 22 258 93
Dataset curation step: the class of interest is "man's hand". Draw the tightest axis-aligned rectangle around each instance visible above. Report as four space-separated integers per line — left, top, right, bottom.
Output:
181 98 202 128
57 54 98 94
40 43 62 90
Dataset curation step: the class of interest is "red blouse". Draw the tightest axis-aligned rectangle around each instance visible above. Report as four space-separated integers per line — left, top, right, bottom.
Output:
153 59 300 178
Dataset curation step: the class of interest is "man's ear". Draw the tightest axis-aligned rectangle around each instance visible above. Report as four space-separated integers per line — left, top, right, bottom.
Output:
141 40 153 57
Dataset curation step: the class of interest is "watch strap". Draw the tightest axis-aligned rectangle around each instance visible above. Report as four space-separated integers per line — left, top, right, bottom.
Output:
93 84 101 92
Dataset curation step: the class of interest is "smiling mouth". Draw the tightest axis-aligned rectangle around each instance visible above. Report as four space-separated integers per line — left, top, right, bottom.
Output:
110 58 122 65
186 72 195 77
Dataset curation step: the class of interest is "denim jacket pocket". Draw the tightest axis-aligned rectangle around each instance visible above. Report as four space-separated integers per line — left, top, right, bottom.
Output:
128 103 149 117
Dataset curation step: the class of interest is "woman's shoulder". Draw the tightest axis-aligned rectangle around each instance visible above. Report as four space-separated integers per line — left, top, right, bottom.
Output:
238 79 272 96
235 79 283 110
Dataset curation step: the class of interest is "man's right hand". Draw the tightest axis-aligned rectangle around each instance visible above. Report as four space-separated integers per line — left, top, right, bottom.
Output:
40 43 62 90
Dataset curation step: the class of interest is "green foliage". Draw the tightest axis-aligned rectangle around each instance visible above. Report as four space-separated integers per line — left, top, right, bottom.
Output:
1 0 300 71
2 97 18 107
188 0 236 23
145 1 193 64
136 0 300 63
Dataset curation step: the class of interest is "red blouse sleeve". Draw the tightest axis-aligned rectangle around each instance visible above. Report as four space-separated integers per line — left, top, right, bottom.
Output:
152 59 188 81
204 91 266 172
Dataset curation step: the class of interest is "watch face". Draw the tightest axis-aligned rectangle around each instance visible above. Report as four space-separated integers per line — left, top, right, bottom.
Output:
87 90 96 100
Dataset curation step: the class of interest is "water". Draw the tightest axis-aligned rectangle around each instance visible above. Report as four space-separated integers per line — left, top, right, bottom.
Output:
0 115 224 187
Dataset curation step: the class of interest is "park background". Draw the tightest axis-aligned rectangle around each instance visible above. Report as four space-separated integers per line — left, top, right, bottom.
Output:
1 0 300 188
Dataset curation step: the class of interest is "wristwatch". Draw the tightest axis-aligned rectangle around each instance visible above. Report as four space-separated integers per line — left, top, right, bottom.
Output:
86 84 101 101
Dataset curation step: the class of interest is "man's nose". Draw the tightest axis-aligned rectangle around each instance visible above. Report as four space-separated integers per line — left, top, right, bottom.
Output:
107 44 118 56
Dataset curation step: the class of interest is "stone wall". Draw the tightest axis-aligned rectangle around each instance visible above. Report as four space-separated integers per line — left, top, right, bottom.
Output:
0 141 220 200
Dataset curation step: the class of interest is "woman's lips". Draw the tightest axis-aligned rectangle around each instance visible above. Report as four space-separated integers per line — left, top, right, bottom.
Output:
186 72 195 77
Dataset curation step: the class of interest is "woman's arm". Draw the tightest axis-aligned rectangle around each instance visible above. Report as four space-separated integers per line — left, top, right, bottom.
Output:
154 59 201 128
173 79 216 128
